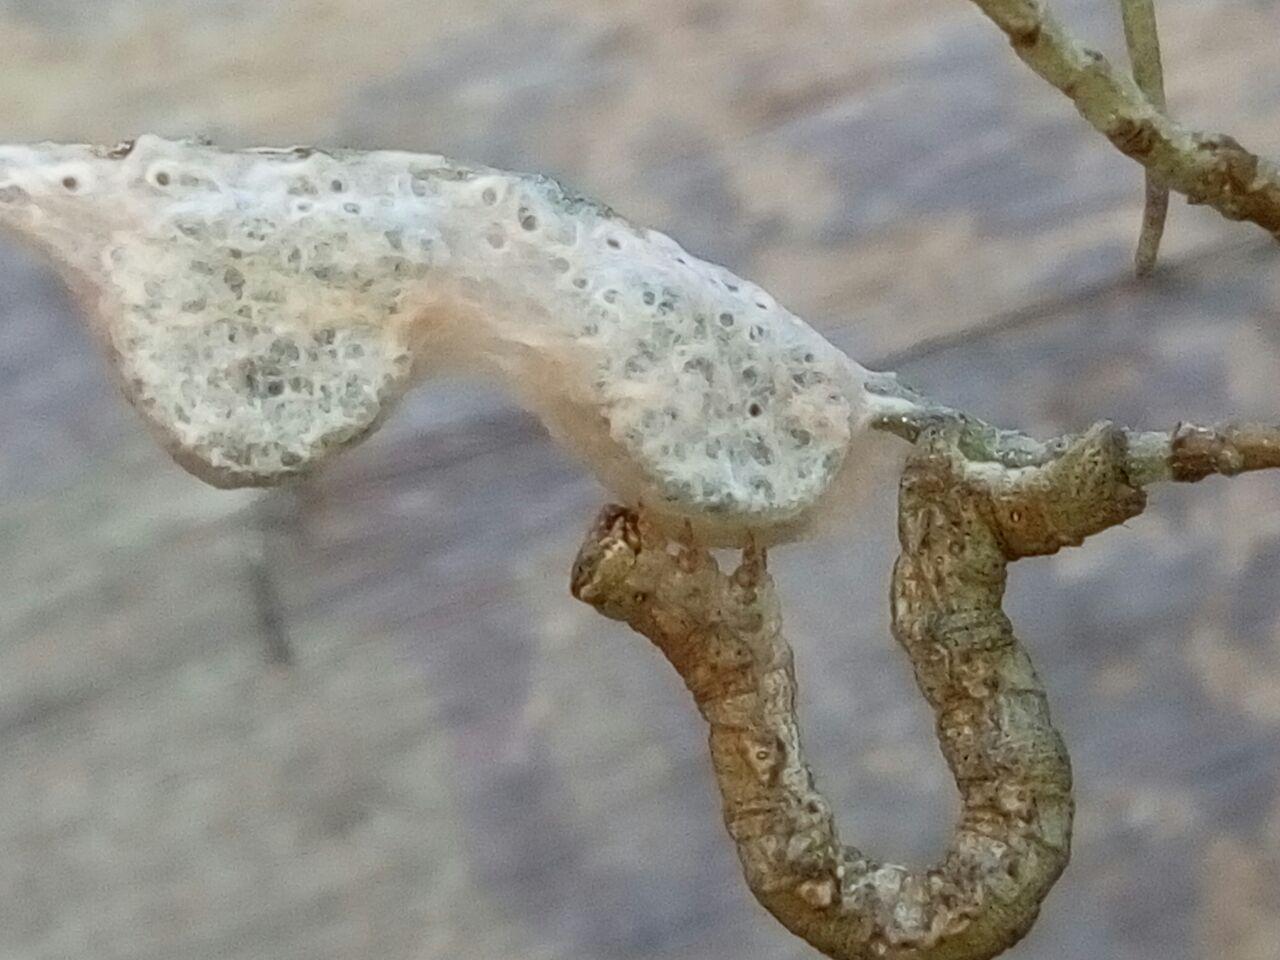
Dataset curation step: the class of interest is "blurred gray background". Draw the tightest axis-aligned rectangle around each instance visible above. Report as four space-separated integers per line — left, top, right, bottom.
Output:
3 1 1280 958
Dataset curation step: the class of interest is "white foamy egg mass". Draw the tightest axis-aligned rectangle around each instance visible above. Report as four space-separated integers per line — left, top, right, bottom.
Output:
0 135 896 545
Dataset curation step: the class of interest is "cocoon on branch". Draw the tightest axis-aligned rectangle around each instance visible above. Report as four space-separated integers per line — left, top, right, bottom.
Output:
0 136 899 545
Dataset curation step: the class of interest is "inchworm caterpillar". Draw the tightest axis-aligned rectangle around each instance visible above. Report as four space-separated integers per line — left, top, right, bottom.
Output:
571 426 1148 960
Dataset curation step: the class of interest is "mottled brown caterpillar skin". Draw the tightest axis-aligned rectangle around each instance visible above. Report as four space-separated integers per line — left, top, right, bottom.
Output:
572 424 1146 960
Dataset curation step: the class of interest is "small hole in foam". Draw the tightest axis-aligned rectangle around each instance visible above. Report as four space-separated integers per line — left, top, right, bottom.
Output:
61 176 79 191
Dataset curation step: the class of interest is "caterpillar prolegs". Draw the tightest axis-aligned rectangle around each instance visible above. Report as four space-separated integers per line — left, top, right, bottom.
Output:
572 425 1146 960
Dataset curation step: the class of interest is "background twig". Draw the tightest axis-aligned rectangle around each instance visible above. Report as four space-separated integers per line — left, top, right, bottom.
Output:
966 0 1280 234
1120 0 1169 274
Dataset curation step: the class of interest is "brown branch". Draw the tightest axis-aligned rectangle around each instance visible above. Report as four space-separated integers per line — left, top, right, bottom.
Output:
965 0 1280 235
1120 0 1170 274
866 374 1280 488
1164 422 1280 481
571 425 1147 960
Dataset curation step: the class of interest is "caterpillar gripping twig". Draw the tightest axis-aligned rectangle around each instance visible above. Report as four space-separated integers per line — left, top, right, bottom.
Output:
572 425 1146 960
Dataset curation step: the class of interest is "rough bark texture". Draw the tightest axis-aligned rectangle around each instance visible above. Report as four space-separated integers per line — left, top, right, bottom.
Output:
868 374 1280 488
1164 422 1280 482
966 0 1280 235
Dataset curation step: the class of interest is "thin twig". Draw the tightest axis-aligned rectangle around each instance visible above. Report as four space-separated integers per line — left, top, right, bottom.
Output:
965 0 1280 235
1120 0 1169 274
1155 421 1280 482
866 373 1280 488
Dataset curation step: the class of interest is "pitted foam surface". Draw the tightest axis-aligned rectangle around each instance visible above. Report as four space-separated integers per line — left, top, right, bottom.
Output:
0 136 877 543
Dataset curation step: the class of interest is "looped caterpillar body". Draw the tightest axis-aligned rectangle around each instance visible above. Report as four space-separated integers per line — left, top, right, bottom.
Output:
571 427 1147 960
